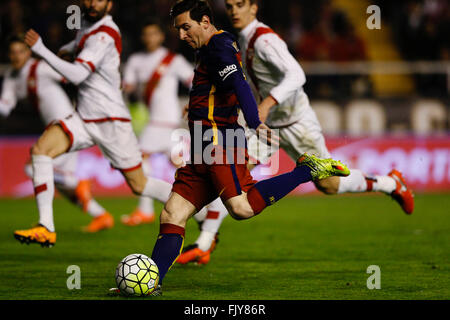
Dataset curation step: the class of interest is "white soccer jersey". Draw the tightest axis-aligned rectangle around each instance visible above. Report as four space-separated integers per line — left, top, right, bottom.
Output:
123 47 193 126
238 19 310 128
69 15 130 121
0 58 74 125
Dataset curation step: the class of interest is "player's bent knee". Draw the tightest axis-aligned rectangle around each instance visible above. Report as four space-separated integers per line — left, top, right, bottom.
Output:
30 142 50 156
160 207 188 227
227 202 254 220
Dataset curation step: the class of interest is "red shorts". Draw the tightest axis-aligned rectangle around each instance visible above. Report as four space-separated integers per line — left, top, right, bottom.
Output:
172 163 256 211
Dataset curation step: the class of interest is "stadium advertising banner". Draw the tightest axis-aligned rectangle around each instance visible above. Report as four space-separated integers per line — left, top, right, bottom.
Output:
0 136 449 197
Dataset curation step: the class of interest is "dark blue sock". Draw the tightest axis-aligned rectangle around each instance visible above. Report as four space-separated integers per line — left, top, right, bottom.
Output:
253 165 312 207
151 223 185 284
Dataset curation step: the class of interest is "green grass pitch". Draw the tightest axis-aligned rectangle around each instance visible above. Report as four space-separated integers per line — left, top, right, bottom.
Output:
0 193 448 300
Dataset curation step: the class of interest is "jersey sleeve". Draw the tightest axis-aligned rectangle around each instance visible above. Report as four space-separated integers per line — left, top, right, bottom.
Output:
75 31 115 73
0 70 18 117
173 54 194 87
254 33 306 104
38 61 65 82
122 54 139 86
208 35 261 129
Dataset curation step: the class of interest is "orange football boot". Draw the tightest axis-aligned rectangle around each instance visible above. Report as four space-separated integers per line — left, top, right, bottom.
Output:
14 224 56 247
75 179 92 212
176 236 218 265
83 212 114 233
388 169 414 214
121 209 155 226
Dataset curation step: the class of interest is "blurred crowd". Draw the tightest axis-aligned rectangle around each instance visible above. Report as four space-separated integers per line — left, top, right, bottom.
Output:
0 0 448 99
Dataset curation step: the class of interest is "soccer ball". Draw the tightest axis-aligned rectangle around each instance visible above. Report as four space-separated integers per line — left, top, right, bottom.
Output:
115 253 159 296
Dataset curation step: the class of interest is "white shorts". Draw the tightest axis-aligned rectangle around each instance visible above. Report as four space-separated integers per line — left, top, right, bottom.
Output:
59 113 142 171
139 123 178 156
248 110 330 163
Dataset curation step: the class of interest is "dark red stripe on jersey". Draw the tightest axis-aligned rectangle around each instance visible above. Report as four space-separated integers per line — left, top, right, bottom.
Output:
82 117 131 123
144 52 176 106
27 60 40 111
76 25 122 56
58 120 74 151
160 223 185 237
34 183 47 195
246 27 279 90
75 58 96 72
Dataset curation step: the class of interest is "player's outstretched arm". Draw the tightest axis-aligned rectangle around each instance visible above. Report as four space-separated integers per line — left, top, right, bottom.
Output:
24 29 90 85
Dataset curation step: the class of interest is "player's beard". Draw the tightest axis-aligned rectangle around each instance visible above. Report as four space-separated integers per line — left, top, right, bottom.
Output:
82 4 108 23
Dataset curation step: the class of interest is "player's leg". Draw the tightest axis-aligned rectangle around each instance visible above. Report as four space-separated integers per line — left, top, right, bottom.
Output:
24 153 113 232
56 152 114 232
281 119 414 214
315 169 414 214
121 153 157 226
177 133 269 265
176 197 227 265
222 154 350 220
14 123 71 246
149 164 214 293
121 165 173 202
150 192 196 288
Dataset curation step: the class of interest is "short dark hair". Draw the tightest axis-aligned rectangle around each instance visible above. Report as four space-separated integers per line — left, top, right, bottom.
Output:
141 18 164 33
7 34 26 47
170 0 214 24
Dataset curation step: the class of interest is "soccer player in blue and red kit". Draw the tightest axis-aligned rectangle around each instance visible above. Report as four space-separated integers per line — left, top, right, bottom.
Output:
148 0 350 295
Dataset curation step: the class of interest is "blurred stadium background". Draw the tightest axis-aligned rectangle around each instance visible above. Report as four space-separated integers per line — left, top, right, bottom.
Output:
0 0 449 197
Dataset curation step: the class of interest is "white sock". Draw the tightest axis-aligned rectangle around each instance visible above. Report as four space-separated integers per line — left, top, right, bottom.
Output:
194 207 207 223
195 230 216 251
137 158 154 216
195 198 229 251
372 175 397 194
32 155 55 232
86 199 107 217
141 177 172 203
337 169 368 193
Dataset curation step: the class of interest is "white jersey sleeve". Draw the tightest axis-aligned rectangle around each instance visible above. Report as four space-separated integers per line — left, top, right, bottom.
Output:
254 33 306 104
38 60 65 83
76 31 115 73
122 54 140 86
172 55 194 87
0 69 18 117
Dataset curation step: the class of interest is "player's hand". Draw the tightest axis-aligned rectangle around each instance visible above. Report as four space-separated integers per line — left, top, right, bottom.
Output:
256 123 279 147
24 29 41 48
258 104 271 123
258 96 277 123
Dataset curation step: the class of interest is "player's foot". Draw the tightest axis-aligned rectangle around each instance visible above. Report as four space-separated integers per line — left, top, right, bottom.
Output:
176 235 218 265
150 284 162 296
83 212 114 233
121 210 155 226
297 153 350 180
388 169 414 214
75 179 92 212
13 224 56 247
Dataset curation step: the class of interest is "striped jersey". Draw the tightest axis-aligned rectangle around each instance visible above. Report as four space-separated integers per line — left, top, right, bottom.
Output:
188 31 250 159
